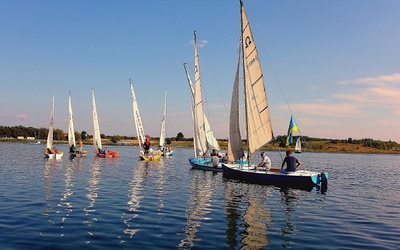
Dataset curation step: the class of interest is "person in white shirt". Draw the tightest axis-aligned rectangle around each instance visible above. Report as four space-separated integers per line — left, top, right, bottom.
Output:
257 152 271 170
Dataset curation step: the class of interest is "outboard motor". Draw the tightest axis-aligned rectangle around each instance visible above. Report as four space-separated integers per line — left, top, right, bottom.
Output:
317 172 328 192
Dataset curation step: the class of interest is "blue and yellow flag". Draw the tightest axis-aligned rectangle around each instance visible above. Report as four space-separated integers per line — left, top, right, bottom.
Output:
286 116 299 146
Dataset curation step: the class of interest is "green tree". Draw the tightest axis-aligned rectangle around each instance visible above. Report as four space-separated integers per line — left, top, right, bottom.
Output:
81 131 88 140
176 132 184 141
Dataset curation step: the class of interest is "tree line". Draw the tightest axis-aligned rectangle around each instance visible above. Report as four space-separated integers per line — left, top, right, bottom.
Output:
0 125 184 144
1 125 398 151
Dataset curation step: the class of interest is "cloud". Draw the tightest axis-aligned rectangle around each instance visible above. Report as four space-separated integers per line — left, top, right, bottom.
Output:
191 39 208 48
16 114 27 119
339 73 400 86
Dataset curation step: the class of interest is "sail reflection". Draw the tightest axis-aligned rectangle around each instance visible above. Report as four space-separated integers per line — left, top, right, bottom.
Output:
121 160 148 238
83 157 101 234
43 159 56 205
225 181 271 248
179 171 218 248
280 187 299 248
57 159 75 225
42 158 75 235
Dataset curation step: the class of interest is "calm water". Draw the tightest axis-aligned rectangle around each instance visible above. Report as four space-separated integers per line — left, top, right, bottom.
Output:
0 143 399 249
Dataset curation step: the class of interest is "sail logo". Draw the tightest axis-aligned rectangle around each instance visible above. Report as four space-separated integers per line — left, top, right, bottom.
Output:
245 36 252 48
247 55 259 68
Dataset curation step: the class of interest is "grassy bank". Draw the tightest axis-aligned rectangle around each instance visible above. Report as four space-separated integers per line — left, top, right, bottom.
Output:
3 138 399 154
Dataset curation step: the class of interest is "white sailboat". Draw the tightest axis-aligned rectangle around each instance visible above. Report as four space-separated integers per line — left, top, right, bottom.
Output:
44 93 64 159
222 0 328 189
130 79 162 161
295 137 302 154
91 88 119 158
68 91 87 157
184 31 222 171
159 90 173 156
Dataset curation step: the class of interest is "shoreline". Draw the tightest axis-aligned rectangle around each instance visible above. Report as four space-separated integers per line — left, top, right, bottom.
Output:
3 139 399 154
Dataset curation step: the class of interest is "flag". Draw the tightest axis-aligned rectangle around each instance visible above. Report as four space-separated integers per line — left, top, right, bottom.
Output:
286 116 299 146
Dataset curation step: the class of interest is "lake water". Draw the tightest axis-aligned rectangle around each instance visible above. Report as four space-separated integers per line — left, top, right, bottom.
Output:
0 143 399 249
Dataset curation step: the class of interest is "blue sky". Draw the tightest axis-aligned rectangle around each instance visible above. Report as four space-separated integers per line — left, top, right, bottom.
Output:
1 0 400 142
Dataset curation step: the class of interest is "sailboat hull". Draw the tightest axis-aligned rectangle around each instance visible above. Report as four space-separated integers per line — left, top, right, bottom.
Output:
162 151 174 156
45 152 64 160
222 163 328 189
189 157 223 172
139 150 162 161
97 150 119 158
70 150 88 158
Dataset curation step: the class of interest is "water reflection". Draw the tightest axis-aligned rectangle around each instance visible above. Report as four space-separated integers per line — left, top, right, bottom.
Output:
58 159 75 226
43 159 56 204
225 181 271 249
178 171 219 248
42 158 75 236
156 158 165 222
121 160 148 238
279 187 300 248
83 157 101 237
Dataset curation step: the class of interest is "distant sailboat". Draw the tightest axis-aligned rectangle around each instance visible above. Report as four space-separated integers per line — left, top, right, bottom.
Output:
159 90 173 156
91 88 119 158
295 137 302 154
68 91 87 158
44 93 64 159
222 0 327 188
184 32 222 171
130 79 162 161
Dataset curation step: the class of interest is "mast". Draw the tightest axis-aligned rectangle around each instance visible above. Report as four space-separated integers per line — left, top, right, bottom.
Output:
240 0 250 163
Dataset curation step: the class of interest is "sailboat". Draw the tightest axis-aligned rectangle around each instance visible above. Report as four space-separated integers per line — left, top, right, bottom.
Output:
159 90 173 156
295 138 302 154
184 31 222 172
44 93 64 159
91 88 119 158
130 79 162 161
222 0 327 188
68 91 87 158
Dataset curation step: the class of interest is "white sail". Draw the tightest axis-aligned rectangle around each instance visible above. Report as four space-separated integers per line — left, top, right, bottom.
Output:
130 78 146 148
227 47 244 162
68 91 76 149
159 90 167 147
91 88 102 153
46 94 54 150
241 2 273 156
193 31 208 155
295 137 302 153
184 63 203 157
185 31 221 157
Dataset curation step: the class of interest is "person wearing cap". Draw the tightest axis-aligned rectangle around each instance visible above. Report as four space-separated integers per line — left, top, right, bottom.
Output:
257 152 271 170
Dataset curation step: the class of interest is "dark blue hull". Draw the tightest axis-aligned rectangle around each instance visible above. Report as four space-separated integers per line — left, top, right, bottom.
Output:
222 164 328 190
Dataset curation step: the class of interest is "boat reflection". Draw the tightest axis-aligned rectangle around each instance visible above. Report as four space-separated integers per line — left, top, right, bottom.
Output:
280 187 300 248
225 180 271 248
121 160 149 238
43 159 57 204
178 171 219 248
83 157 101 236
42 158 75 235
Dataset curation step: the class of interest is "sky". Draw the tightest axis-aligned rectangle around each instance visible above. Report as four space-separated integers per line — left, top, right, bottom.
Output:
1 0 400 142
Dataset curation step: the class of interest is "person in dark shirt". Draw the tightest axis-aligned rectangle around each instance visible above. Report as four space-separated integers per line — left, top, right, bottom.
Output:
281 150 301 172
143 138 151 156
